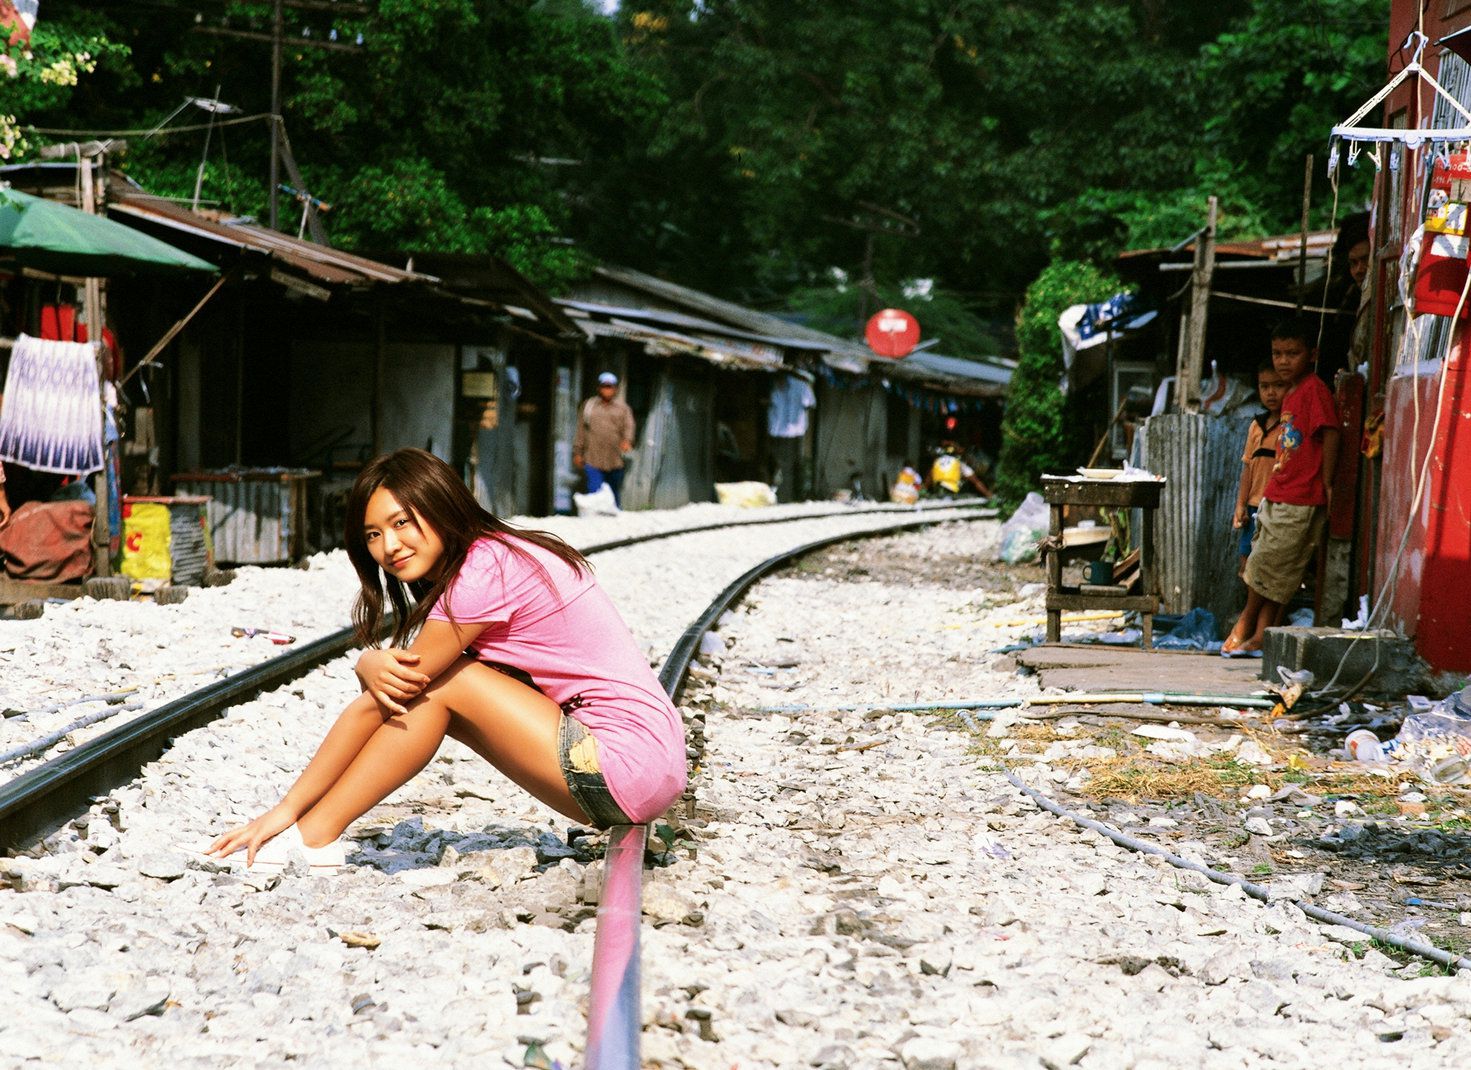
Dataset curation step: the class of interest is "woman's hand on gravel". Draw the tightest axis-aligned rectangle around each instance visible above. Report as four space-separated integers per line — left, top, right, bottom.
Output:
207 804 296 866
356 647 430 715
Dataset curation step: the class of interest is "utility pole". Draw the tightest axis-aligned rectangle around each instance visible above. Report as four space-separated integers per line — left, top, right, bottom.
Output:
269 0 283 231
1176 196 1217 413
192 0 364 235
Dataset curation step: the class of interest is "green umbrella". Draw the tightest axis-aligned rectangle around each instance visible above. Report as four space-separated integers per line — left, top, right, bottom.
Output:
0 186 217 276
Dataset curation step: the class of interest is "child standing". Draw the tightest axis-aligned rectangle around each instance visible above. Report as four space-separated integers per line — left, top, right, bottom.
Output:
209 448 687 870
1232 361 1286 575
1223 321 1340 656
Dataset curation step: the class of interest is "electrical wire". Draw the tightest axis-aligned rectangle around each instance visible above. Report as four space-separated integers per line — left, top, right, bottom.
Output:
22 114 270 138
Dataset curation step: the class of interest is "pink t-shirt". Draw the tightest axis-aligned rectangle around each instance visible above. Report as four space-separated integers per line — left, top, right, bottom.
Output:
427 535 686 822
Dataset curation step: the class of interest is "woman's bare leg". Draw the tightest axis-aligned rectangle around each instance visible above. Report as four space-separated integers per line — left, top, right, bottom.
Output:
435 659 590 823
295 657 587 845
294 699 451 846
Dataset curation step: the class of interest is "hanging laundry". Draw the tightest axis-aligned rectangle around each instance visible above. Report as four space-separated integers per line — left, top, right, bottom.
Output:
767 374 816 438
0 333 105 475
40 303 80 342
40 303 120 377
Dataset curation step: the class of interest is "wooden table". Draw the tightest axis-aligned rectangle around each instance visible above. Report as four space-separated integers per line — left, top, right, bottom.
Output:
1041 475 1165 646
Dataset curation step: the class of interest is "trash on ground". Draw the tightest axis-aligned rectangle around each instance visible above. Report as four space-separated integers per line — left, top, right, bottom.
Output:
230 626 296 645
1343 686 1471 785
1153 607 1221 652
996 491 1048 564
714 481 777 507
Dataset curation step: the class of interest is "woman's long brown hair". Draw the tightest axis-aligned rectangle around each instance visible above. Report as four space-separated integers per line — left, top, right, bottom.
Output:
345 448 589 648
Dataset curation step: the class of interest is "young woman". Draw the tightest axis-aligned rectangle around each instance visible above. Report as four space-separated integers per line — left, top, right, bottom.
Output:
208 448 687 870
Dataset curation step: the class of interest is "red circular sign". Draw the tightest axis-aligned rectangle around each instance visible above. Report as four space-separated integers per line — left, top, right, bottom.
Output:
864 307 921 358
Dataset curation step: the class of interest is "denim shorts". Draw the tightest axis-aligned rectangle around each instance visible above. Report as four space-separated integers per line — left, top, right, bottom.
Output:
558 714 633 829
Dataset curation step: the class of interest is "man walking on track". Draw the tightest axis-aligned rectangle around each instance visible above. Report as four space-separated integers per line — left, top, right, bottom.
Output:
573 372 636 506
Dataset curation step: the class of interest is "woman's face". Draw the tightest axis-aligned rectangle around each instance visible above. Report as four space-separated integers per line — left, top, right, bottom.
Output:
362 486 445 583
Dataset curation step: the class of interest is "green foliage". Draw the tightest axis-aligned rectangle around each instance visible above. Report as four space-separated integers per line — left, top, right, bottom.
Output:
995 260 1124 510
18 1 657 288
0 23 126 160
7 0 1393 306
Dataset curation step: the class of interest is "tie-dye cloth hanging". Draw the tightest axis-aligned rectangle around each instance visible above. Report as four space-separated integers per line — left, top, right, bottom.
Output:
0 333 104 475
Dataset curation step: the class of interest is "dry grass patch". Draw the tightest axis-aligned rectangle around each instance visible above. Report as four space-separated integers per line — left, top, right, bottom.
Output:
1078 754 1269 802
1008 722 1072 744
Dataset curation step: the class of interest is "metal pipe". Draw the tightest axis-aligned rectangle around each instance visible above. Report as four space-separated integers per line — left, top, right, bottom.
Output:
756 692 1275 715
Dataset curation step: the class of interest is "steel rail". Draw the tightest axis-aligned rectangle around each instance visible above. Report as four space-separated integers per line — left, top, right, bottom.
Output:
586 509 998 1069
0 502 990 833
0 505 997 1068
0 627 360 848
576 498 992 556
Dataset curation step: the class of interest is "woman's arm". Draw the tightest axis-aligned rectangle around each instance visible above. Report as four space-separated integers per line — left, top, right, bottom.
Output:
207 691 387 860
209 617 491 861
356 617 489 715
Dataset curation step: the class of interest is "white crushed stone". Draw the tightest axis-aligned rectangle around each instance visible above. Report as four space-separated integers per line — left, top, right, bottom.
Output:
0 513 1460 1067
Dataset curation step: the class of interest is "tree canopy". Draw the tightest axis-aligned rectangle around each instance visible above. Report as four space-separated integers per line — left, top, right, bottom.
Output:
7 0 1388 314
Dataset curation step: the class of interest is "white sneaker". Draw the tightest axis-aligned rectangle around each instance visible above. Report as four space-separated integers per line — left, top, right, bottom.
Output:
245 824 347 874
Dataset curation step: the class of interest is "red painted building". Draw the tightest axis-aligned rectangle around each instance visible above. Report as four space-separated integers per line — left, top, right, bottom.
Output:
1359 5 1471 671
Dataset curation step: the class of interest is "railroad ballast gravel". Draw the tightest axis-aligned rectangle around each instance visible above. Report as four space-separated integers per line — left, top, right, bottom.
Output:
0 509 1464 1067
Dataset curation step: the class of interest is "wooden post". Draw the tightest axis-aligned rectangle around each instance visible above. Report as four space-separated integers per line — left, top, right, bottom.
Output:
1176 196 1217 413
1045 497 1063 643
78 150 113 579
1297 154 1313 313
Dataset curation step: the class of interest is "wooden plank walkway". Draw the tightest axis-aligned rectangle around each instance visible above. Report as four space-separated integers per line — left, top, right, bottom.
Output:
1015 644 1265 697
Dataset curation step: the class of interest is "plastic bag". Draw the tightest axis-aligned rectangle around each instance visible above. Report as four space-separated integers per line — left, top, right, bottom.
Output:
573 484 620 517
1153 607 1221 651
1393 687 1471 785
997 492 1049 564
714 481 777 508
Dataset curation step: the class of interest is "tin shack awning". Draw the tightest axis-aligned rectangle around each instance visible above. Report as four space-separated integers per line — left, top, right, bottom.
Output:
887 348 1014 398
588 264 874 373
558 299 788 371
107 193 435 298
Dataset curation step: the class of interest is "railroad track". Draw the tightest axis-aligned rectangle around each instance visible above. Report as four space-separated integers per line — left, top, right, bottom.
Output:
3 504 1460 1065
0 500 992 848
0 501 995 1068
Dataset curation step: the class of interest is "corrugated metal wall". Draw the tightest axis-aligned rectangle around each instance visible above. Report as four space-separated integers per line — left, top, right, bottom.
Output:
172 473 313 564
814 382 887 500
1136 411 1254 628
621 370 715 510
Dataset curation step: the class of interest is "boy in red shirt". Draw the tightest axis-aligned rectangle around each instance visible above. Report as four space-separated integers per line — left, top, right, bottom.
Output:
1223 321 1340 655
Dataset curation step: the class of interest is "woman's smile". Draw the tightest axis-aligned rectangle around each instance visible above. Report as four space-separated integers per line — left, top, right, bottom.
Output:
363 486 444 582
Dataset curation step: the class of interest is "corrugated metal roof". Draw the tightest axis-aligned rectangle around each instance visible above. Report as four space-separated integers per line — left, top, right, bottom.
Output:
573 315 786 371
559 298 831 351
109 194 435 289
898 350 1013 387
1118 229 1337 262
592 264 874 372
